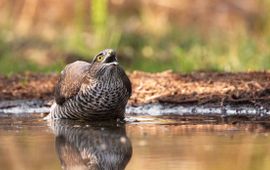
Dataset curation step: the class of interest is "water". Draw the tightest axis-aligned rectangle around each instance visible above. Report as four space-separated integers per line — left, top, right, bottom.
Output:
1 99 270 116
1 112 270 170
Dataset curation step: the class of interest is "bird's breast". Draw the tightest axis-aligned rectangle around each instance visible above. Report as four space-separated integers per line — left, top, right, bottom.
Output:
79 79 129 112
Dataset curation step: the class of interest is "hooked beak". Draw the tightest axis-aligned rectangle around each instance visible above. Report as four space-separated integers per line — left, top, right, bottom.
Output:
104 49 118 65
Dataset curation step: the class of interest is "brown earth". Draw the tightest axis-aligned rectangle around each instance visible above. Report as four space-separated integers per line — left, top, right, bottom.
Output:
1 71 270 107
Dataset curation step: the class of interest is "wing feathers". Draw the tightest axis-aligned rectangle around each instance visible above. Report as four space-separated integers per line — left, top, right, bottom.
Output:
54 61 91 105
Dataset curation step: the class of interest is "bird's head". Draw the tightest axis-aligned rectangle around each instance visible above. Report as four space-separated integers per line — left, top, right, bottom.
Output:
90 49 122 78
89 48 131 95
92 49 118 66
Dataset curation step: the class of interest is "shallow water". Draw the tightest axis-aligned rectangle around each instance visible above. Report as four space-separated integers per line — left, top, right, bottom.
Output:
1 113 270 170
1 99 270 116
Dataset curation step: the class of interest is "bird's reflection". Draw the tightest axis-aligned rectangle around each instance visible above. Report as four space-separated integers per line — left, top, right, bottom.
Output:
48 119 132 170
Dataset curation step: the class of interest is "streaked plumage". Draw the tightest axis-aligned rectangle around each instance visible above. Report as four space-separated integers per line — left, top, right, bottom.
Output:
46 49 132 120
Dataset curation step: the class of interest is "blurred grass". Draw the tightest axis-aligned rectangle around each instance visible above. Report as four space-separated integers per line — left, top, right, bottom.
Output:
0 0 270 74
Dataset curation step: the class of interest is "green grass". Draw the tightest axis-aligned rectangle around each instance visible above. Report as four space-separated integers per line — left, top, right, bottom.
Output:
1 1 270 75
1 28 270 75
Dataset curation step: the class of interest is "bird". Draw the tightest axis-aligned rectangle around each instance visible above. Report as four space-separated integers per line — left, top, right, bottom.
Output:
45 49 132 120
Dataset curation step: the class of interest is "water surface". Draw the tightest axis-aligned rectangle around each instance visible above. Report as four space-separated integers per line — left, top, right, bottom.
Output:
0 113 270 170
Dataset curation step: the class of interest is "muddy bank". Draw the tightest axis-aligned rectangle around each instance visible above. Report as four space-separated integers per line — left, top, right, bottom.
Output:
1 71 270 107
0 73 57 101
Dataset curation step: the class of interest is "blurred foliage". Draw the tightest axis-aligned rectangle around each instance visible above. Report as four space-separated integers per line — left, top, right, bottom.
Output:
0 0 270 74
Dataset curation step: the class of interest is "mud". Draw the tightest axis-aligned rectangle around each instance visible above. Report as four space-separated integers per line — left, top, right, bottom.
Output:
1 71 270 106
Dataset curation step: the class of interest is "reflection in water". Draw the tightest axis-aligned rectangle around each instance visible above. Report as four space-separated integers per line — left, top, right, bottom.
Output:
49 120 132 170
3 114 270 170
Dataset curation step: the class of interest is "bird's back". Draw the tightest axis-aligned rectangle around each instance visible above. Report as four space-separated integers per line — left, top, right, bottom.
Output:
54 61 91 105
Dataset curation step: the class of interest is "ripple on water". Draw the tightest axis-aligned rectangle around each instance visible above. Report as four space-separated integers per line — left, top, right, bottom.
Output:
0 100 270 118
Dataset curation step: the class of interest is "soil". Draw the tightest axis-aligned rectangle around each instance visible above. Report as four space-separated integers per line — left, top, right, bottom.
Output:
129 70 270 105
1 70 270 107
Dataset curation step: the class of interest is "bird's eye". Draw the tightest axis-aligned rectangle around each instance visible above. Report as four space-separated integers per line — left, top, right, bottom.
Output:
96 55 104 62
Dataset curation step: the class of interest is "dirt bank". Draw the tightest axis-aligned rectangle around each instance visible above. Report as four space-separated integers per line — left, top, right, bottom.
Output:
1 71 270 107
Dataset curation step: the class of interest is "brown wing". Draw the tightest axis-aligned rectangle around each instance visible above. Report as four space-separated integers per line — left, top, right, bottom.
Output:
54 61 91 105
